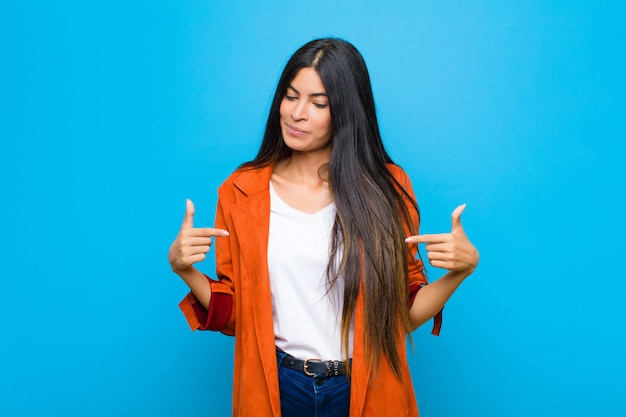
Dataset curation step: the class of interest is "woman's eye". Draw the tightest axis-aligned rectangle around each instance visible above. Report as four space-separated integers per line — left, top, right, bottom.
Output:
314 103 328 109
285 94 297 101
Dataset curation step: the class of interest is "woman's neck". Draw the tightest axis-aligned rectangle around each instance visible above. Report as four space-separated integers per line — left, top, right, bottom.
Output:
275 150 330 186
271 150 332 213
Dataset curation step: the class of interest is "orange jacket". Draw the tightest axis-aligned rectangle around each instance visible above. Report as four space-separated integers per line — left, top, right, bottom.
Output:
179 164 439 417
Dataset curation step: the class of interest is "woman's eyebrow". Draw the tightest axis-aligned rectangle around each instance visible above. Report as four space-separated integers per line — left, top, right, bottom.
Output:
287 84 328 97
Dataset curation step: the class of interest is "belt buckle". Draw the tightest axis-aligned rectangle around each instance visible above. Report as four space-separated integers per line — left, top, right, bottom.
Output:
303 358 321 376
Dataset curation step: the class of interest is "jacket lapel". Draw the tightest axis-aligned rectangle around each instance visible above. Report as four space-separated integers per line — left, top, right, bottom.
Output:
349 287 370 417
229 165 282 416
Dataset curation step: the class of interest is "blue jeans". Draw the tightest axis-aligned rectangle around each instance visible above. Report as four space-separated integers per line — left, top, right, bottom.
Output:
276 349 351 417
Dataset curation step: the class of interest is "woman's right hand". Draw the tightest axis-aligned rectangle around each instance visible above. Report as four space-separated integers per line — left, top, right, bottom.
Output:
168 199 229 273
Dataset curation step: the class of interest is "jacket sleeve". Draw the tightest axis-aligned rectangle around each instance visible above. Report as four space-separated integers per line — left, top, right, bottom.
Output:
400 168 443 336
178 196 236 336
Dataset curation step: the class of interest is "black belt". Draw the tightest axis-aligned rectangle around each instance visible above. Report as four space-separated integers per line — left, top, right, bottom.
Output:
279 350 349 377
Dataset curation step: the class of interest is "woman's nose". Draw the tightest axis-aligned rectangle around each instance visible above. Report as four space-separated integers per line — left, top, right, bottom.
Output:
291 102 307 121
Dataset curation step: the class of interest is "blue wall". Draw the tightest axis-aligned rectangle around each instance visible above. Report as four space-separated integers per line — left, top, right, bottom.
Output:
1 1 624 416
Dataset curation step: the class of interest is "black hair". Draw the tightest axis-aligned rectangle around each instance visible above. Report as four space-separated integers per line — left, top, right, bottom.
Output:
243 38 419 378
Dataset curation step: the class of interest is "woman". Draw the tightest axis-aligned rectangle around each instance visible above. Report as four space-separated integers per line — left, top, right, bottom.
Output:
168 38 479 417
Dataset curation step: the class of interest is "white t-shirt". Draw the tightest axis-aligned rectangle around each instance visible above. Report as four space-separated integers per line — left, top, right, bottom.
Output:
268 181 354 361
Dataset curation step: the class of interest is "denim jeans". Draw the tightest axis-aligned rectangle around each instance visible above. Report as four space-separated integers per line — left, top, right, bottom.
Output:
276 349 351 417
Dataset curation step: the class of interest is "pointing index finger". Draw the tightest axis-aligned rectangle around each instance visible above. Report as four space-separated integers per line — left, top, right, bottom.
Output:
405 233 449 244
189 227 230 238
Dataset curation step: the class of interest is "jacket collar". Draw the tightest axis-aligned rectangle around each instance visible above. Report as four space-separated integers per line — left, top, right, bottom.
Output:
231 163 274 198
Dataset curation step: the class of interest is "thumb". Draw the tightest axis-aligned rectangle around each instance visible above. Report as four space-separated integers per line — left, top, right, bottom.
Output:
182 199 195 229
451 203 466 232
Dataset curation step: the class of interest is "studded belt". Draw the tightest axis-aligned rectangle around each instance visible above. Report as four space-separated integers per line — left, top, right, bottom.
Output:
279 350 348 377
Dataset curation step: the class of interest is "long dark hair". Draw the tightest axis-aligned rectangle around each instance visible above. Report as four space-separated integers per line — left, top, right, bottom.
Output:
242 38 419 378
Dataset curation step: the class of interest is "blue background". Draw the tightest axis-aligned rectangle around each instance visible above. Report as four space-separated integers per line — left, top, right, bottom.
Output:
1 1 624 416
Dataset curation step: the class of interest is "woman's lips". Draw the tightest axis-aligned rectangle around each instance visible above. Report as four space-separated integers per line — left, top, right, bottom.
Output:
285 123 309 137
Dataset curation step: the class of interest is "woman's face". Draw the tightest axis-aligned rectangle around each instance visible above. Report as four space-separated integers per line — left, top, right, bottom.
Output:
279 67 332 155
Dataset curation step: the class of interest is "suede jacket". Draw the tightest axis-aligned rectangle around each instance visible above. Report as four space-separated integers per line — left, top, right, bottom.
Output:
179 163 441 417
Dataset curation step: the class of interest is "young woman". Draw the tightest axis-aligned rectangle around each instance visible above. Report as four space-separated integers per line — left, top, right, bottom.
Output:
168 38 479 417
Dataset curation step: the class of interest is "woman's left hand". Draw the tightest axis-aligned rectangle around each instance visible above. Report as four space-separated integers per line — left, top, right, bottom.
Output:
405 204 479 275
